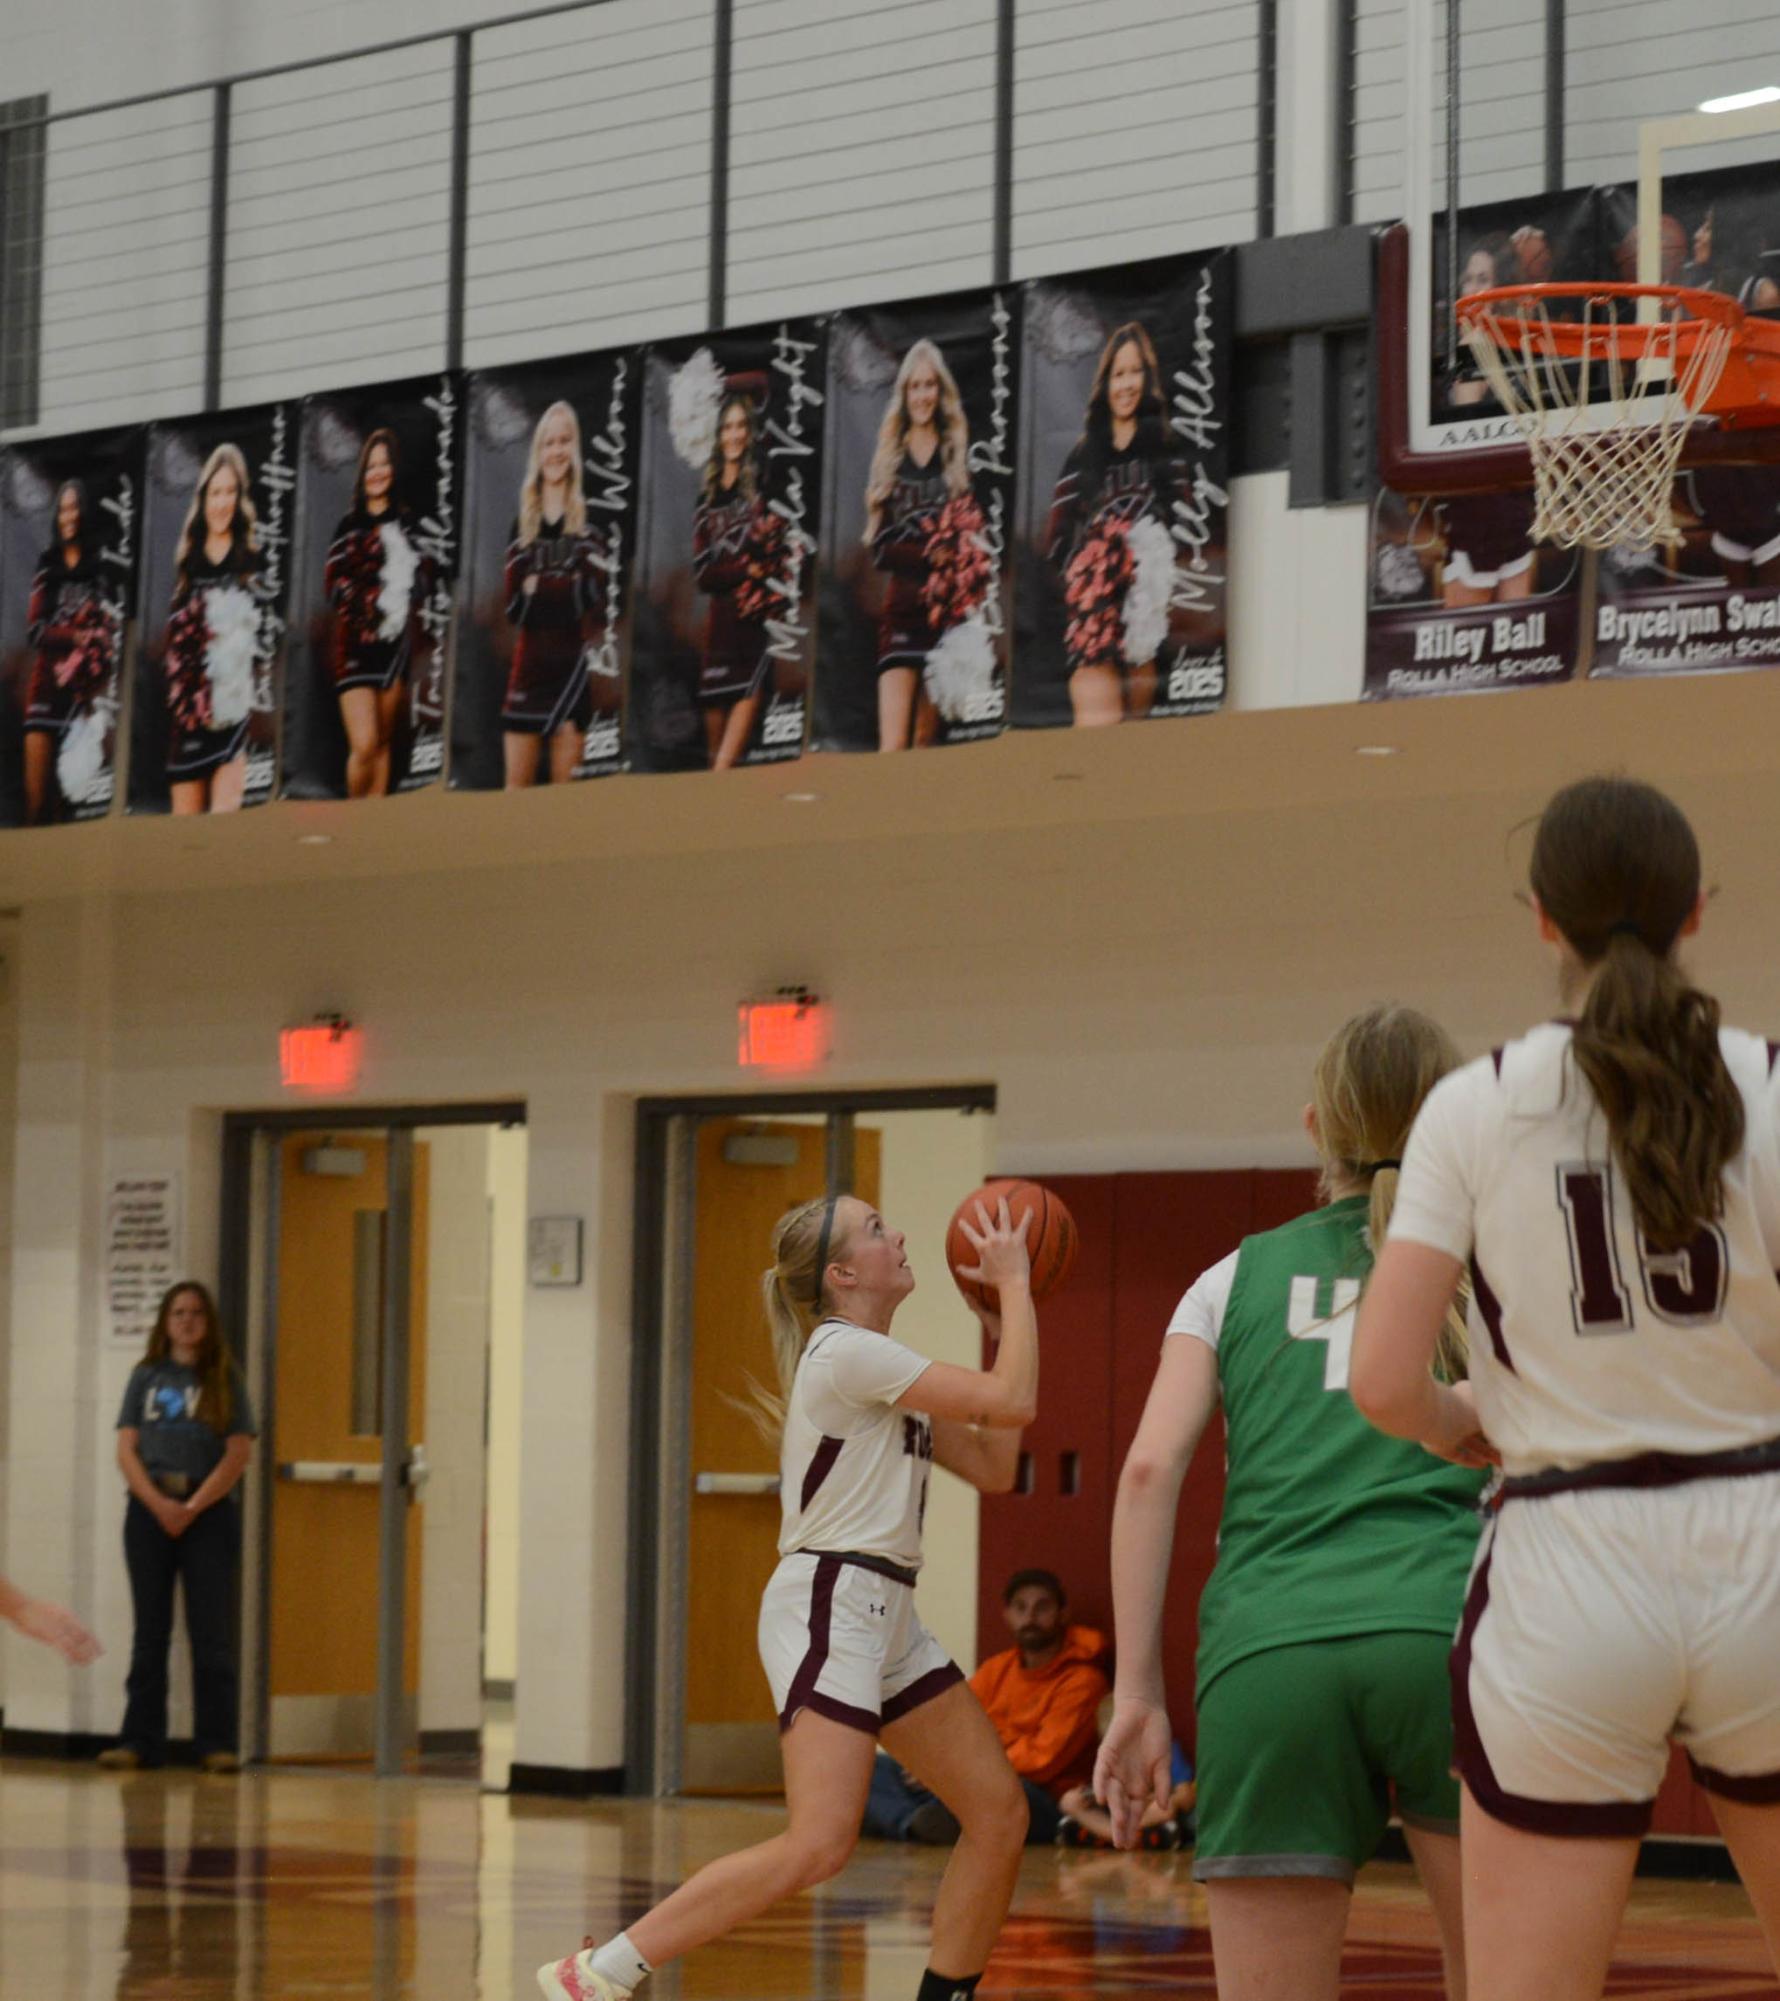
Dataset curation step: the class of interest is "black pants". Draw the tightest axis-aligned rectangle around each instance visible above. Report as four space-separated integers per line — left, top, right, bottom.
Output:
120 1497 240 1762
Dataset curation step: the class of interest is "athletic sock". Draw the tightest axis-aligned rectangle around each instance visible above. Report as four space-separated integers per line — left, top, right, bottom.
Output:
588 1933 652 1993
916 1970 981 2001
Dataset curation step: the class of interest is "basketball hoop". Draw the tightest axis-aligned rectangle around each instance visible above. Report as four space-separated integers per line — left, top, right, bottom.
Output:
1456 283 1780 551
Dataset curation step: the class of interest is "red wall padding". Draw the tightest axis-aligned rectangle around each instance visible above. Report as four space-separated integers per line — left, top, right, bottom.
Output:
975 1169 1316 1748
971 1166 1708 1837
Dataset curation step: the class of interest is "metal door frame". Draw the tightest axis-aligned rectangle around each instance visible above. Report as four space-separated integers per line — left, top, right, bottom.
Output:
218 1100 525 1775
623 1084 994 1797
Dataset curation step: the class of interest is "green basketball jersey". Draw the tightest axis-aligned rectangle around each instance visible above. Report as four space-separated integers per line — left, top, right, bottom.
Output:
1192 1196 1486 1705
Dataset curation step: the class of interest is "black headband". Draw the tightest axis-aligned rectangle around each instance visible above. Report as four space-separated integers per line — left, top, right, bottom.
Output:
1606 919 1644 941
808 1196 839 1309
1364 1158 1403 1175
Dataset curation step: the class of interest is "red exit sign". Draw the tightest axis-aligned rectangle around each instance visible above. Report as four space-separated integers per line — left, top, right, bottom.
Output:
280 1019 363 1093
738 992 830 1071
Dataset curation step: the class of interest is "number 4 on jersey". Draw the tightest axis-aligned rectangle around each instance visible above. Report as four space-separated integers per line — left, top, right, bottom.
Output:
1287 1275 1362 1390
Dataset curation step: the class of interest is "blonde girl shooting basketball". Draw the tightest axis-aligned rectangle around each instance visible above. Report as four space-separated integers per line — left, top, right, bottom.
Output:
540 1193 1040 2001
1097 1006 1491 2001
1354 776 1780 2001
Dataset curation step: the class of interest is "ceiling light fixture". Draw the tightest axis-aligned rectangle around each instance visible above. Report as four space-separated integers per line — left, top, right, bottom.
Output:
1354 743 1402 758
295 832 334 846
1699 85 1780 114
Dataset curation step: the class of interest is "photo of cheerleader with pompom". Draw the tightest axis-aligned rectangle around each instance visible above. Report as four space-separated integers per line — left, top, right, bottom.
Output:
321 429 436 798
813 290 1015 754
128 406 293 815
631 321 825 773
451 354 638 789
0 428 138 825
1013 253 1231 730
281 374 457 800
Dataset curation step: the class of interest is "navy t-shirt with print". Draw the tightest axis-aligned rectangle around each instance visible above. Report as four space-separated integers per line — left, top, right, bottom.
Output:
117 1362 257 1482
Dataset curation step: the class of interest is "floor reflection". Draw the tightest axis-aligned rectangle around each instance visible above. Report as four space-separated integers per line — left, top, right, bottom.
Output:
0 1765 1771 1999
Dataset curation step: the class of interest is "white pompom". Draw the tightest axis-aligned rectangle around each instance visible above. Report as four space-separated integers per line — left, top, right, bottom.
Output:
922 613 997 723
205 584 260 728
668 347 727 470
377 518 419 640
1121 516 1175 667
56 706 109 804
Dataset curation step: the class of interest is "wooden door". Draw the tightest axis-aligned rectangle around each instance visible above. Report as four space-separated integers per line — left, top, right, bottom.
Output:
681 1118 880 1792
267 1134 430 1760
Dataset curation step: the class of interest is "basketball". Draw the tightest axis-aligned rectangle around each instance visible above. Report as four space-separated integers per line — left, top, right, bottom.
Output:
1509 224 1553 284
946 1178 1078 1311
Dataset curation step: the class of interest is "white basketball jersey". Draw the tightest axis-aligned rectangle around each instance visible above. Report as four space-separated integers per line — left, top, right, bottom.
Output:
778 1320 935 1570
1391 1023 1780 1475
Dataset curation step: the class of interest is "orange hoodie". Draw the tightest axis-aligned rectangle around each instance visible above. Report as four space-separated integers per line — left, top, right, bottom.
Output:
969 1624 1110 1797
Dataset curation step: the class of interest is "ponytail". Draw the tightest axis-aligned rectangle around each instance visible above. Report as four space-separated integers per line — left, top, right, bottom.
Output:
1530 776 1740 1254
1312 1005 1471 1379
736 1197 847 1442
1568 931 1743 1252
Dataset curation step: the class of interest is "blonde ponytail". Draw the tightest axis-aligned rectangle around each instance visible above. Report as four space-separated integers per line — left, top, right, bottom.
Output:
1313 1005 1472 1381
735 1196 848 1442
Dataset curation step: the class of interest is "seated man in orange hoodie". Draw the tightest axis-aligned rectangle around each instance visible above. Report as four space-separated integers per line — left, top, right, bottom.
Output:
862 1568 1109 1845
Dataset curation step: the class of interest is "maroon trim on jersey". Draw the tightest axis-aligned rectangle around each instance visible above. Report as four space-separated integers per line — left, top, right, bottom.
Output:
1450 1539 1656 1839
1490 1045 1505 1078
831 1548 920 1590
880 1661 964 1725
800 1435 844 1512
1468 1256 1516 1374
777 1551 902 1738
1766 1039 1779 1075
1689 1758 1780 1804
789 1689 881 1736
1498 1434 1780 1502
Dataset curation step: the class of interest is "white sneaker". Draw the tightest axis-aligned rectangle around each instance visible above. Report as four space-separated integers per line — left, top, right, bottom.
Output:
536 1942 626 2001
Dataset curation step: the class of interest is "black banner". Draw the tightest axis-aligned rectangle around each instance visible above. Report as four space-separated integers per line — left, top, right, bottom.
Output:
814 288 1017 752
0 429 139 824
631 321 825 771
281 374 459 799
1364 487 1581 698
1591 466 1780 677
1012 250 1230 730
130 406 295 814
452 354 639 788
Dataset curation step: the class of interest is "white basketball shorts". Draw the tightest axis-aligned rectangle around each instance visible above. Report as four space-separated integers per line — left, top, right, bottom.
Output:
1453 1471 1780 1835
758 1550 961 1736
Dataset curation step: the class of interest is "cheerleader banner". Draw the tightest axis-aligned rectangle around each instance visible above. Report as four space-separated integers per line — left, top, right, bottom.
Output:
451 352 639 788
281 373 459 800
1363 487 1581 698
129 406 294 815
0 428 139 824
814 289 1017 753
1589 466 1780 678
630 319 825 771
1012 250 1232 730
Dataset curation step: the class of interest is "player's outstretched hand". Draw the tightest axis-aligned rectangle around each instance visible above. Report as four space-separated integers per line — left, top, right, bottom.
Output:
13 1596 102 1666
1422 1380 1499 1470
953 1197 1032 1296
1093 1697 1174 1850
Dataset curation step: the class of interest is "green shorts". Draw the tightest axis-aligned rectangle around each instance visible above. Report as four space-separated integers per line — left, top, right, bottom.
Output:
1193 1630 1460 1883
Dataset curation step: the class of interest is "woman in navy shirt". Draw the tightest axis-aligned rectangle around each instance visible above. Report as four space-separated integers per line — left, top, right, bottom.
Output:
104 1281 256 1772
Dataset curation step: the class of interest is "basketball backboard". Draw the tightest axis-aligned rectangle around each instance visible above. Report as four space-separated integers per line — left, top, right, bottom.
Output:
1384 0 1780 485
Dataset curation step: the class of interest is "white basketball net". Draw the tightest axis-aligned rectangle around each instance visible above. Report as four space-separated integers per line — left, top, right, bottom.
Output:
1459 296 1733 551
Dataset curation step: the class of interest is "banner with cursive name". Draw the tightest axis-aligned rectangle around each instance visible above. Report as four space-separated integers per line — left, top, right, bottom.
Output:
630 320 825 771
280 374 460 800
1012 250 1231 730
452 352 640 788
813 288 1018 752
0 426 141 824
1363 485 1582 699
129 405 296 814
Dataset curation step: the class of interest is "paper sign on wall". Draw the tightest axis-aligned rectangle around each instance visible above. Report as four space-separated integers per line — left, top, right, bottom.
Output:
106 1174 181 1349
527 1215 583 1288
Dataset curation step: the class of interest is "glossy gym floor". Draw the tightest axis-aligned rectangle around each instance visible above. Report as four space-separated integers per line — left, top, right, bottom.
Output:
0 1763 1775 1999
